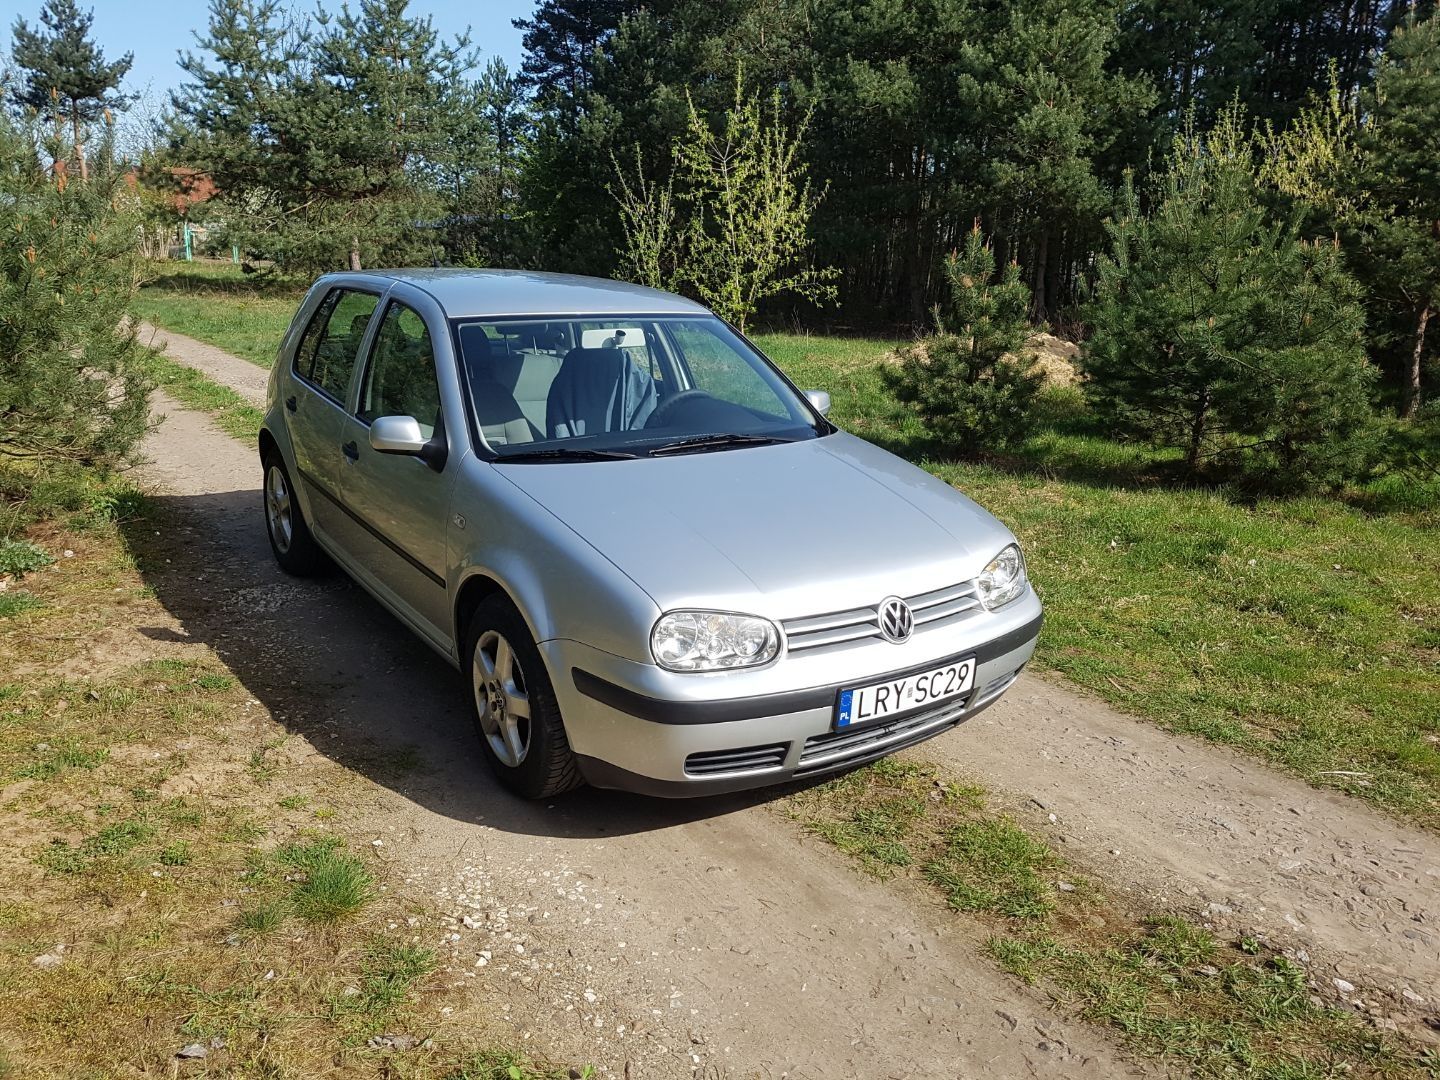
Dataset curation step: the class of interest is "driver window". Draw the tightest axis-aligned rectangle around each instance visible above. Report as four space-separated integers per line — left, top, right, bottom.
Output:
359 302 442 438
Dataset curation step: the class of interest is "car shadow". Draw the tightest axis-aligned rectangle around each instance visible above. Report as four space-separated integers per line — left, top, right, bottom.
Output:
119 488 813 840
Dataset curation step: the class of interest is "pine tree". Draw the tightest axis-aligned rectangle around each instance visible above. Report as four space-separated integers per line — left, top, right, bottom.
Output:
9 0 134 180
1083 112 1376 489
950 0 1156 321
0 109 152 467
512 0 644 125
885 226 1043 455
1359 13 1440 417
438 59 530 267
171 0 471 272
307 0 471 270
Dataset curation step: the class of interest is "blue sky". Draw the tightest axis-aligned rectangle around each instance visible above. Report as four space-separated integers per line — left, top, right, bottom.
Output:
8 0 534 107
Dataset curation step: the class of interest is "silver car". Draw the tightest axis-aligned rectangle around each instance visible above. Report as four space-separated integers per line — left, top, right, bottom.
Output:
259 270 1042 798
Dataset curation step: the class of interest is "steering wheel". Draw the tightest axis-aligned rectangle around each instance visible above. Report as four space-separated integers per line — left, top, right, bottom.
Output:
646 389 714 428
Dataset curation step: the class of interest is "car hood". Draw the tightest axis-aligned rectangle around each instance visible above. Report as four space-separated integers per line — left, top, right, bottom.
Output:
495 432 1016 616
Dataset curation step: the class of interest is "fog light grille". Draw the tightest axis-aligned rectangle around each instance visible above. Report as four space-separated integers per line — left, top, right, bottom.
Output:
684 742 789 777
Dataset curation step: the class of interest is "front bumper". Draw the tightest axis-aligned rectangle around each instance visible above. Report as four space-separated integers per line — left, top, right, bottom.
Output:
545 604 1041 797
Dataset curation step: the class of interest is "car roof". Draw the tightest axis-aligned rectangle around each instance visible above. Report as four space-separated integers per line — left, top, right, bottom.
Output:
324 268 711 319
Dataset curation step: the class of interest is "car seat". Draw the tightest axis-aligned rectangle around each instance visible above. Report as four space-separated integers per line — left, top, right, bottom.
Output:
545 347 657 439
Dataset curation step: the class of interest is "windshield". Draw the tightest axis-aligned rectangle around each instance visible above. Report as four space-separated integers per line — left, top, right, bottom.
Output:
452 314 826 460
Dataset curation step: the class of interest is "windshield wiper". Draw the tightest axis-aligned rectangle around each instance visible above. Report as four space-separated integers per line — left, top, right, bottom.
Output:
496 447 641 463
647 433 792 457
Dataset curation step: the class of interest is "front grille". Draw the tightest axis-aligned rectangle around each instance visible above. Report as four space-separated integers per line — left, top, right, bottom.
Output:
782 580 983 655
684 742 789 777
794 695 971 776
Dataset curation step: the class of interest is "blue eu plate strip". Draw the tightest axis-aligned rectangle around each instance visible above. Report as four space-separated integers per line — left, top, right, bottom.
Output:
836 689 854 728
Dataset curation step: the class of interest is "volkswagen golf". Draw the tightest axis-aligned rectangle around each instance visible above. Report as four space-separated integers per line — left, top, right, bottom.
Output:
259 269 1042 798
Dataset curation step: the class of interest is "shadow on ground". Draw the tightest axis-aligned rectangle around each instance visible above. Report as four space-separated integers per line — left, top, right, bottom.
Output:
119 487 799 840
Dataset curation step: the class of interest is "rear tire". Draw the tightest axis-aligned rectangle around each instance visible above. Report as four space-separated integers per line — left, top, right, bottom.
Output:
262 451 325 576
464 595 583 799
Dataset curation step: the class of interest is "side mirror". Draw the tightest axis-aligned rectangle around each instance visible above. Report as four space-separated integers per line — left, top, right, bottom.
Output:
804 389 832 418
369 415 428 455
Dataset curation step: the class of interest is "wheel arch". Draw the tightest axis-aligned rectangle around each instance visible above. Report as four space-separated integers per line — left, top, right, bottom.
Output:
454 570 540 656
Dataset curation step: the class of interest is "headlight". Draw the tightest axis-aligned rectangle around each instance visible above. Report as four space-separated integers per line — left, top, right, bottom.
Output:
978 544 1027 610
651 611 781 672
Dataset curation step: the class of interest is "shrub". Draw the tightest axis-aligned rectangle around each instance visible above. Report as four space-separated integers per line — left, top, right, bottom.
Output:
885 226 1043 455
0 111 153 470
1083 110 1378 491
0 540 53 577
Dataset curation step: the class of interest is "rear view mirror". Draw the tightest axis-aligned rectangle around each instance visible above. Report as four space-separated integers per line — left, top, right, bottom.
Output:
804 389 832 417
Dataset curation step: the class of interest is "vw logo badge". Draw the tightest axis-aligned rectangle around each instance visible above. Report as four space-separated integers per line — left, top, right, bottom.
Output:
877 596 914 644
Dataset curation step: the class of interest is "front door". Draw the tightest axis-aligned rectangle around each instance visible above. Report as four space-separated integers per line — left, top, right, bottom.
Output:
335 298 455 649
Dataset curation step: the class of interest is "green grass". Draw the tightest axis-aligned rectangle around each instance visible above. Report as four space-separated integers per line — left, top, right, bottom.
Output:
235 899 288 938
0 592 44 618
928 816 1060 920
134 265 302 368
786 760 1434 1079
936 455 1440 822
273 838 374 923
336 939 436 1017
37 816 156 875
143 349 265 441
17 742 111 781
133 267 1440 825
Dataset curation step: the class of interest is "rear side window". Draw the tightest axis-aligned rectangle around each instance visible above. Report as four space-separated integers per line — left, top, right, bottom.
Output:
292 288 380 402
359 302 442 437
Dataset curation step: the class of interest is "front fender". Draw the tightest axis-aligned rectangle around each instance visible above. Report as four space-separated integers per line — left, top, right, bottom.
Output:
449 455 660 665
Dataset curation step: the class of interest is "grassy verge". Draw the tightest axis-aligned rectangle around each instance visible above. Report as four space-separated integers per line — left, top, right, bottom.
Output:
784 759 1437 1078
143 348 265 441
0 477 572 1077
134 267 1440 827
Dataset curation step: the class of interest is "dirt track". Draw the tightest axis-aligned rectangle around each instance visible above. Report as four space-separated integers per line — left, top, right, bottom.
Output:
131 326 1440 1074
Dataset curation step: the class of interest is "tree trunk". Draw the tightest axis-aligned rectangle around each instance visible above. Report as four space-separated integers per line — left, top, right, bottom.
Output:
1044 231 1062 324
349 238 362 272
904 146 928 329
1032 231 1049 321
1186 387 1211 473
71 110 87 182
1405 303 1429 419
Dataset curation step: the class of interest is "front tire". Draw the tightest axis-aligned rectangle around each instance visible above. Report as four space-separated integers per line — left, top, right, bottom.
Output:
464 595 582 799
262 451 325 576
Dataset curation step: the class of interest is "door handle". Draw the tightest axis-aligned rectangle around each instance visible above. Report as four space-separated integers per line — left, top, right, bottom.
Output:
285 395 297 413
341 440 359 461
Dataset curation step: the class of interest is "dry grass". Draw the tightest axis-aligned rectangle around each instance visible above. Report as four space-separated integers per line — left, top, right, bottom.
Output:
0 504 568 1078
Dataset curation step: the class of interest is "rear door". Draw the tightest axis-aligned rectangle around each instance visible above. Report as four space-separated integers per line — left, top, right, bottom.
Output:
334 296 456 649
284 287 381 544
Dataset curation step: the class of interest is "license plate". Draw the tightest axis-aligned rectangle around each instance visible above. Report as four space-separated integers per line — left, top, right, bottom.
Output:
834 657 976 729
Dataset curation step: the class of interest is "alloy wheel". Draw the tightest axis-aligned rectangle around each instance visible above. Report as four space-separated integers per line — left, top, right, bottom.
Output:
473 629 532 767
265 465 293 554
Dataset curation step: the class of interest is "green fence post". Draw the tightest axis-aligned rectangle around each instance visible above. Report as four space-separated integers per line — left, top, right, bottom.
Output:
183 222 193 261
